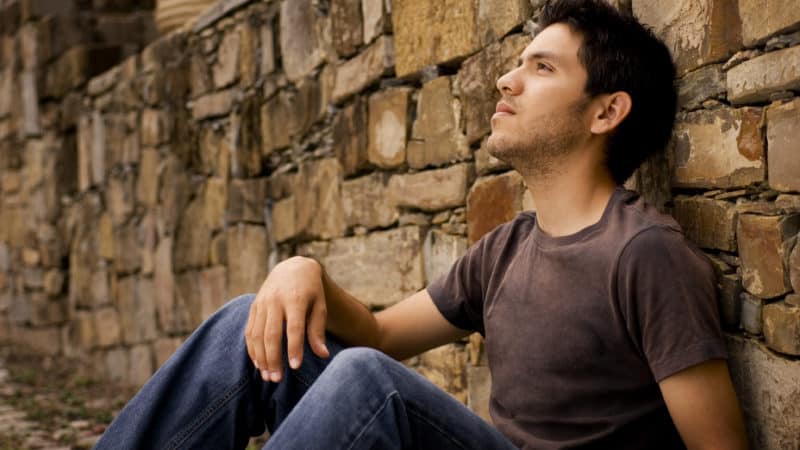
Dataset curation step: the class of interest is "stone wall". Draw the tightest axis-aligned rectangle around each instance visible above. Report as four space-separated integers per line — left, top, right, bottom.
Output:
0 0 798 447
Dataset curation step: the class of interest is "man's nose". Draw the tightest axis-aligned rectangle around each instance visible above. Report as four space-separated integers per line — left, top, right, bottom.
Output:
496 70 517 95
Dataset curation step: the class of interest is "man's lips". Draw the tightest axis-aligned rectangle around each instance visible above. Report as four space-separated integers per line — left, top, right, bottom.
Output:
495 102 515 114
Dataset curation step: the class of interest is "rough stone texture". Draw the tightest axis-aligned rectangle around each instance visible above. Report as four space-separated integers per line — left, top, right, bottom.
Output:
367 87 411 169
260 90 292 155
671 107 764 189
392 0 481 78
738 0 800 46
740 292 764 335
225 224 269 297
407 77 470 169
128 344 153 388
476 0 532 45
116 276 157 345
632 0 741 75
791 241 800 293
279 0 325 82
272 196 297 243
673 196 737 251
719 273 743 329
332 36 394 103
333 98 369 176
738 214 800 299
227 178 267 224
727 45 800 105
467 365 492 423
213 29 240 88
466 170 526 243
766 98 800 193
191 89 235 120
726 335 800 449
763 302 800 356
415 344 468 404
299 226 425 307
294 159 347 240
388 164 473 212
331 0 363 57
342 173 398 229
455 34 530 143
677 64 726 110
362 0 388 44
423 230 468 284
93 307 121 349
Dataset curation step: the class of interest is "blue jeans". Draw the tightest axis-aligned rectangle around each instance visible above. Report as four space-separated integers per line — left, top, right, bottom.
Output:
94 294 518 450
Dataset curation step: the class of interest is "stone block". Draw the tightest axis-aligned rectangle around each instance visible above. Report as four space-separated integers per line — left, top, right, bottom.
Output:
763 302 800 356
272 196 297 243
174 178 227 271
113 222 141 275
467 365 492 422
791 240 800 293
342 172 398 229
104 347 128 382
191 89 235 120
719 273 743 329
190 55 213 99
94 307 121 348
466 170 526 243
362 0 388 44
30 291 67 326
238 23 258 88
140 108 172 147
725 334 800 449
454 34 530 143
727 45 800 105
230 97 263 178
10 325 61 356
43 269 64 296
128 344 154 388
295 158 347 239
671 107 764 189
91 111 106 186
333 98 369 176
408 77 470 169
213 29 240 88
677 64 725 111
157 156 191 237
367 87 411 169
279 0 325 82
154 337 182 369
116 276 157 345
260 90 292 155
738 214 799 298
136 149 159 207
740 291 764 335
423 229 468 283
197 126 230 177
199 266 227 323
71 311 95 349
632 0 740 75
332 36 394 103
766 98 800 193
738 0 800 46
672 196 737 251
226 224 269 297
388 164 473 212
154 237 189 334
227 178 267 224
392 0 481 78
476 0 531 44
21 71 40 137
416 343 468 404
302 226 425 307
260 25 275 76
331 0 363 57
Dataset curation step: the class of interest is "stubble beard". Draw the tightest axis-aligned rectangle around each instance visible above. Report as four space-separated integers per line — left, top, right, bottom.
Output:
487 98 589 179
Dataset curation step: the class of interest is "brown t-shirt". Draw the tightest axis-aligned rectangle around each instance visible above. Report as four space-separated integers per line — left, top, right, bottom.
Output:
427 187 727 450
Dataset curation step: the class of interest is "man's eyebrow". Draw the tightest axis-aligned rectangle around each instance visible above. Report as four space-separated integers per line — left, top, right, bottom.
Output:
517 51 562 66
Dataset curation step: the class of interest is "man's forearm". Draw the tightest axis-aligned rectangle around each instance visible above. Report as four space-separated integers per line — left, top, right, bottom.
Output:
320 267 382 350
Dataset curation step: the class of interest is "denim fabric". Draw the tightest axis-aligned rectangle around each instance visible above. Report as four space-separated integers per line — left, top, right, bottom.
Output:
94 294 518 450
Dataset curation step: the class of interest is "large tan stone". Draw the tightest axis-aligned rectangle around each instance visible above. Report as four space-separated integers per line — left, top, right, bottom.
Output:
632 0 741 75
763 302 800 356
454 34 530 143
727 45 800 105
94 307 121 348
113 221 141 275
766 98 800 193
725 335 800 449
333 98 369 176
136 149 159 208
300 226 425 307
388 164 472 212
466 170 526 243
226 224 269 297
191 89 235 120
392 0 481 78
671 107 764 189
197 126 230 177
332 36 394 103
331 0 363 57
791 241 800 293
738 0 800 46
260 90 292 155
672 196 737 251
362 0 388 44
295 158 347 239
407 77 470 169
423 229 468 284
174 178 227 271
342 172 398 229
227 178 267 224
738 214 800 299
154 237 191 334
476 0 532 44
213 29 240 88
140 108 172 147
367 87 411 169
10 325 61 356
128 344 154 388
467 365 492 422
230 98 263 178
156 155 191 237
272 196 297 243
280 0 325 82
116 276 157 345
416 343 468 404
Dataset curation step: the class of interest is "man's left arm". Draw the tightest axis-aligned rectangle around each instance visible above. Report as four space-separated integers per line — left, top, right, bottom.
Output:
659 359 748 450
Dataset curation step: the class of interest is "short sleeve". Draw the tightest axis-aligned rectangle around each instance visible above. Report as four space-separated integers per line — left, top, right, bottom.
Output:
616 226 727 382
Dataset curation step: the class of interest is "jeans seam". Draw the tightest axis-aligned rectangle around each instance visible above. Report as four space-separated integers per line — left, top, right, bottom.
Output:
406 402 470 450
165 374 251 450
346 391 402 450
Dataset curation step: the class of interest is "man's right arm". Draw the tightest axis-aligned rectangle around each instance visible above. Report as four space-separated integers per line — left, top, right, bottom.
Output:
244 256 470 383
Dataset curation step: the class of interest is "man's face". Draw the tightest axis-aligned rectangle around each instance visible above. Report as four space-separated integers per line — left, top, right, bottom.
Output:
487 23 592 176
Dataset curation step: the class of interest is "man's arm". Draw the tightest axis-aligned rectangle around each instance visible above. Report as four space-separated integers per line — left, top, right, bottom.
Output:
245 256 469 383
659 359 748 450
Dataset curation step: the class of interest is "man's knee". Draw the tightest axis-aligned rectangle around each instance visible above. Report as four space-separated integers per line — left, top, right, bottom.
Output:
327 347 394 378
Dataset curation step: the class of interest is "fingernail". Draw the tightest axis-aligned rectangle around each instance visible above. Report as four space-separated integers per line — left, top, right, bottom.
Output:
260 369 269 381
289 357 299 369
321 344 329 355
253 360 259 369
270 371 281 382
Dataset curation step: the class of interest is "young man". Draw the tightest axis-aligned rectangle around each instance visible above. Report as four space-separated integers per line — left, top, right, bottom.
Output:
96 1 749 449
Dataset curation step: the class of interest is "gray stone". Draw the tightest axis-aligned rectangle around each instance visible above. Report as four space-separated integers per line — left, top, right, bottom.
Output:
260 25 275 76
388 164 473 212
423 230 468 284
93 307 121 348
740 292 764 335
21 71 40 136
727 45 800 105
677 64 725 110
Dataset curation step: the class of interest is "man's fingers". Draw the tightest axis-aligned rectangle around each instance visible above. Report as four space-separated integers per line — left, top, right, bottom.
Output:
285 306 306 370
244 299 258 364
264 305 284 383
307 302 329 359
247 300 269 379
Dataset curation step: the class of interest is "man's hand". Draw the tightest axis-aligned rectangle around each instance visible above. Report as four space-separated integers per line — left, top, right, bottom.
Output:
244 256 330 383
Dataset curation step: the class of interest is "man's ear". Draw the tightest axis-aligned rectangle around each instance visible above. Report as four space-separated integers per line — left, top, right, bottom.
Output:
590 91 632 135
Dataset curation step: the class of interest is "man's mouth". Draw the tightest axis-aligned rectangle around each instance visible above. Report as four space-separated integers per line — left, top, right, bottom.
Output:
493 101 516 120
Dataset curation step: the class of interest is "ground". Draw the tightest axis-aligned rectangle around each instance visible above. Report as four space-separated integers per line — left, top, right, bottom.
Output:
0 349 268 449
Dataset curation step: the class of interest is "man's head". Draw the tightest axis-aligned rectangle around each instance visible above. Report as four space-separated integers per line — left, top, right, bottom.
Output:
487 0 677 185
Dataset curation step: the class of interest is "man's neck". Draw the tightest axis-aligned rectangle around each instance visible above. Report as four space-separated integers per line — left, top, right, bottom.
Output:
519 150 618 238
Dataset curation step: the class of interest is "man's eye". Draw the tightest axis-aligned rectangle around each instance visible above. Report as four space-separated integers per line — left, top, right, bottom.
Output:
537 63 552 72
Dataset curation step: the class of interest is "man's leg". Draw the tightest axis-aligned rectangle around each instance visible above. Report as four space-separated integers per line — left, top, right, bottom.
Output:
94 294 348 450
265 347 518 450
